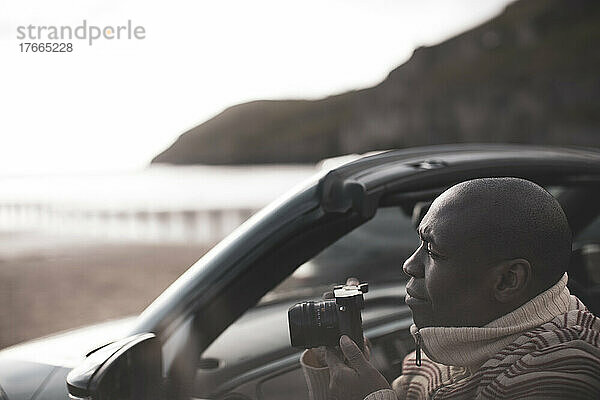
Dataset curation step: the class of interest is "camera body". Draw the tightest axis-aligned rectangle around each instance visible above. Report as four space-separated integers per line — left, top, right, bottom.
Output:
288 281 368 350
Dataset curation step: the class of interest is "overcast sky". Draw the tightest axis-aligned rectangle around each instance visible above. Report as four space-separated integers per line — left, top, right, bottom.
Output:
0 0 514 175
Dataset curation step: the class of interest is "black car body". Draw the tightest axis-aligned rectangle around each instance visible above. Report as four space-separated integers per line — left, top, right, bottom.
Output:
1 144 600 400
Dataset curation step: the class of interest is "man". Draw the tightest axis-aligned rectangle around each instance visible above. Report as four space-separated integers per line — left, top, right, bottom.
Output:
301 177 600 399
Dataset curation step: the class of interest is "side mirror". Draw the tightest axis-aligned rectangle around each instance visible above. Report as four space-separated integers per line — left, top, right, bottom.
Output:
67 333 162 400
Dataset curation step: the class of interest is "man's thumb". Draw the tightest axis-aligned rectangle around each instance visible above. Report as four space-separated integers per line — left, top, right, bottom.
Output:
339 335 367 371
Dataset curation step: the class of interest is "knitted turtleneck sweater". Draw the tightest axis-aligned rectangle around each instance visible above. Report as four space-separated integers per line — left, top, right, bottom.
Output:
301 273 600 399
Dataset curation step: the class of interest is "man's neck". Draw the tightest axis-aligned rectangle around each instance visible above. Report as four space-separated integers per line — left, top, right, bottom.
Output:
411 273 572 369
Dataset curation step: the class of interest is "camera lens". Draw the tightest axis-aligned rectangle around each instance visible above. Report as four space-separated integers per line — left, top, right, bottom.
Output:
288 300 339 348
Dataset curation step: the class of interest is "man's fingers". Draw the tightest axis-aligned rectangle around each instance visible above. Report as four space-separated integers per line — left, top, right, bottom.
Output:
363 337 371 361
346 277 360 286
339 335 368 371
322 291 334 299
304 347 328 368
325 347 346 370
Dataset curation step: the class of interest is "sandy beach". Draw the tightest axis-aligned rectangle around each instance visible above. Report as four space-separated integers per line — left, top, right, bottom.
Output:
0 231 210 349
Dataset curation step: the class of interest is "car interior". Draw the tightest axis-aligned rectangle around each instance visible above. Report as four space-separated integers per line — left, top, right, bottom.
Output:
180 177 600 400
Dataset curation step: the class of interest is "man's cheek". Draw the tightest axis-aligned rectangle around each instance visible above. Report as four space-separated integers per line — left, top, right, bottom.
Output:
427 279 448 304
428 281 460 314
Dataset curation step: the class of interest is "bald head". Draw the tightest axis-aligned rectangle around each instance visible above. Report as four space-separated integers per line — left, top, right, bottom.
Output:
404 177 572 327
429 177 571 291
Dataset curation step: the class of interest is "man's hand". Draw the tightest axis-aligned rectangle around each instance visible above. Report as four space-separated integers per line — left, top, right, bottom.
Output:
304 336 372 368
305 277 372 369
326 335 391 400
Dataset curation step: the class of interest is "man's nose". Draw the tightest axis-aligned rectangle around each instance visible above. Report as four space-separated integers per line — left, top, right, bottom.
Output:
403 250 424 278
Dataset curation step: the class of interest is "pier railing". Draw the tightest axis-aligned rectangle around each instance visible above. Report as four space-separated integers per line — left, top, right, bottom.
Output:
0 202 258 244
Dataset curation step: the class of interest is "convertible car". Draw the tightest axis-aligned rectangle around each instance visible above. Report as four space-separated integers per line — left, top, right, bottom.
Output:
1 144 600 400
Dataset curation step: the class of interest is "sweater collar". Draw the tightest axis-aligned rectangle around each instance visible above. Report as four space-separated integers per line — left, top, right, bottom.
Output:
410 273 572 369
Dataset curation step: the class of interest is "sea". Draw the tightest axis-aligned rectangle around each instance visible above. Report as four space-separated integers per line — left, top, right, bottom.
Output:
0 164 318 245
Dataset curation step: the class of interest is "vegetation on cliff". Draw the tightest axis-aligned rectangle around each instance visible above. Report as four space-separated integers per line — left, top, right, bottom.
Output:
153 0 600 165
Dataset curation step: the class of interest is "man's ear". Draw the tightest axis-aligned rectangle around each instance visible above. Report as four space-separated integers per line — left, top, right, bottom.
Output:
491 259 532 303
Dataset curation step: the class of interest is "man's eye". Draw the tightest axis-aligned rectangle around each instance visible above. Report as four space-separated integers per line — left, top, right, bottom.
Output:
426 244 439 259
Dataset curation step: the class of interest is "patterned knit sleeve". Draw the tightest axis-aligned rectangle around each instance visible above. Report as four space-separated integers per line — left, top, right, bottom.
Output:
363 389 399 400
484 341 600 399
300 350 330 400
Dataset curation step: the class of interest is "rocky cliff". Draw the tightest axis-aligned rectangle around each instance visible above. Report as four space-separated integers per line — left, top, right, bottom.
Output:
153 0 600 165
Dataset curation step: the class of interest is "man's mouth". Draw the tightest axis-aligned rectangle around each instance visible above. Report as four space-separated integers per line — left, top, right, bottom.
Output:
405 285 429 305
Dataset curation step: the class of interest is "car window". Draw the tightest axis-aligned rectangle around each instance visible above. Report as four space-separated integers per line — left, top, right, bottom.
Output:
197 207 416 399
573 213 600 287
575 214 600 244
262 207 418 302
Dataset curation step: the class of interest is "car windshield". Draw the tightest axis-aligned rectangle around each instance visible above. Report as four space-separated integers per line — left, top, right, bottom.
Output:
260 207 418 304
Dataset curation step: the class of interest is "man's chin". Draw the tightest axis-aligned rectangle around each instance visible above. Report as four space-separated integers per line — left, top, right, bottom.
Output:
407 306 435 329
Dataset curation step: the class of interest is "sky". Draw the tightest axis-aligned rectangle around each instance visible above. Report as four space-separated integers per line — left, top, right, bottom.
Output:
0 0 514 176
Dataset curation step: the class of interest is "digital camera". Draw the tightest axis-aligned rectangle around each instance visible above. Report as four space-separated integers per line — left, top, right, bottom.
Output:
288 281 368 350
